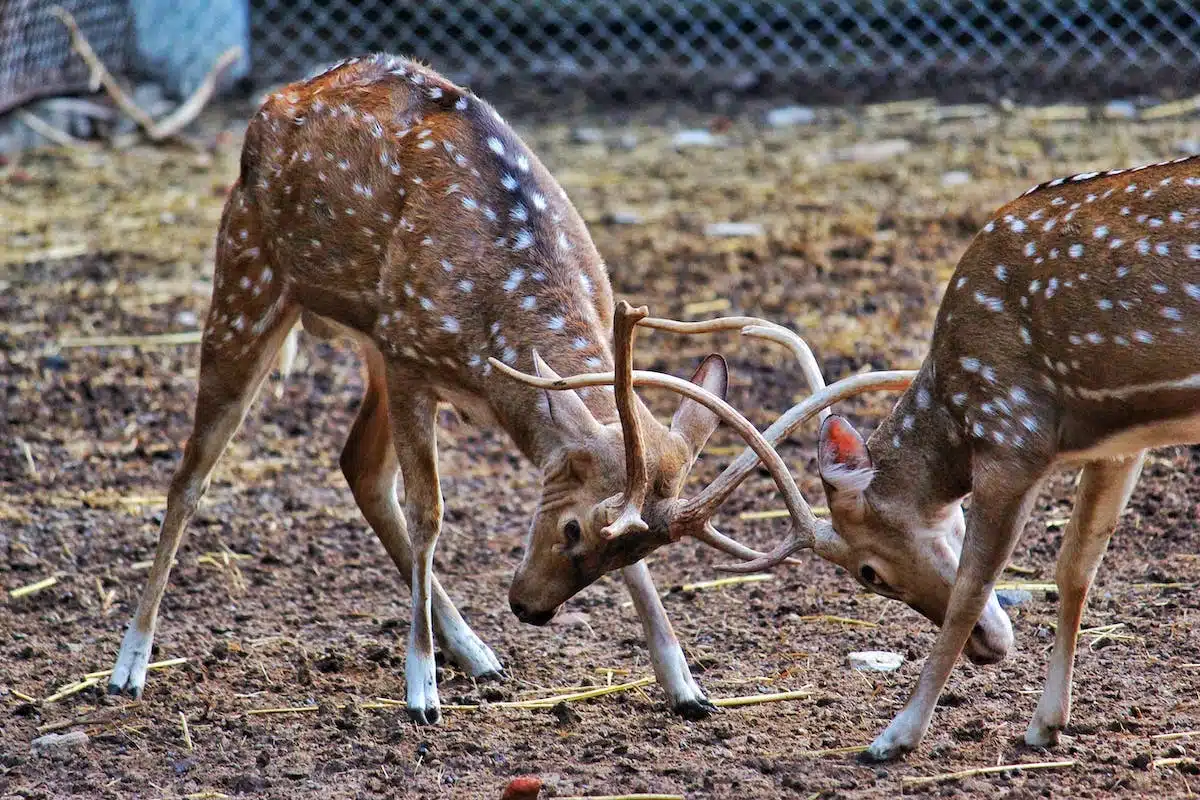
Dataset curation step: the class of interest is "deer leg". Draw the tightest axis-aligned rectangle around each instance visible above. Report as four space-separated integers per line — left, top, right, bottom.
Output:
110 259 298 696
863 466 1042 762
385 384 446 725
340 346 501 679
622 561 717 719
1026 452 1144 747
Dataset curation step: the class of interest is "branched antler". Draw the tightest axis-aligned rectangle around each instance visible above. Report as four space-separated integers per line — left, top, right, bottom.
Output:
603 301 652 538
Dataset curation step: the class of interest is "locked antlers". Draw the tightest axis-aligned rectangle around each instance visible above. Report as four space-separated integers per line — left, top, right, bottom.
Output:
490 300 918 569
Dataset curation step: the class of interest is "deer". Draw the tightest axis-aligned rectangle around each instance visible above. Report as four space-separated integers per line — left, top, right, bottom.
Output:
499 154 1200 759
105 53 831 725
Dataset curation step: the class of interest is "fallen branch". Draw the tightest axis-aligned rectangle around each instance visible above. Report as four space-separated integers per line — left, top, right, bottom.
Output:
49 5 242 143
901 759 1076 788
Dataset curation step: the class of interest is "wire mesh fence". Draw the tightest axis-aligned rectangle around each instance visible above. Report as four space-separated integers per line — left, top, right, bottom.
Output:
3 1 1200 114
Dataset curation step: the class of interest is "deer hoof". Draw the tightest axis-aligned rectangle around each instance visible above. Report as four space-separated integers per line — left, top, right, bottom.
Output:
1024 721 1062 748
672 696 719 720
859 732 915 763
407 704 442 726
108 626 153 698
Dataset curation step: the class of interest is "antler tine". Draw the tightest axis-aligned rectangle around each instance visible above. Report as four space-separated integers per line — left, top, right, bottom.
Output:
603 301 652 539
677 369 917 566
693 521 804 567
487 358 822 555
639 316 828 420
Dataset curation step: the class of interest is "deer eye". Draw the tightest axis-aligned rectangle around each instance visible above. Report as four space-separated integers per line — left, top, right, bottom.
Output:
563 520 582 547
860 564 885 587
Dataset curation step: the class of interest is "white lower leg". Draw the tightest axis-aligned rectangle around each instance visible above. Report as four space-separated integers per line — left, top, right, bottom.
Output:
622 562 713 716
431 596 502 678
109 624 155 697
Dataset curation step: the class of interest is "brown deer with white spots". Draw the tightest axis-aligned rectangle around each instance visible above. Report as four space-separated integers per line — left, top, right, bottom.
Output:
500 154 1200 760
106 54 829 724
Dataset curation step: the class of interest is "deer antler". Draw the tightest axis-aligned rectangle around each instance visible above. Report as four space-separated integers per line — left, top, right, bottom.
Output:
488 359 823 561
601 301 651 539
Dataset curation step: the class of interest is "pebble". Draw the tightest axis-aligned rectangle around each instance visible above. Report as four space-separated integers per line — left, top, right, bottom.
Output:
615 131 639 150
704 221 765 237
941 170 971 187
766 105 816 127
836 139 912 163
31 731 89 757
1103 100 1139 119
570 127 605 145
175 310 199 327
604 210 643 225
672 129 724 148
848 651 904 672
996 588 1033 608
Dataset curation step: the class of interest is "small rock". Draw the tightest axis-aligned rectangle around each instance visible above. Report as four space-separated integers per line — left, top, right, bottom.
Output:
570 127 605 145
550 702 582 727
766 105 816 127
501 775 543 800
604 210 643 225
31 731 89 757
836 139 912 163
941 170 971 187
175 310 199 327
848 651 904 672
672 129 724 148
614 132 639 150
1103 100 1138 119
996 588 1033 608
704 221 765 238
1175 139 1200 155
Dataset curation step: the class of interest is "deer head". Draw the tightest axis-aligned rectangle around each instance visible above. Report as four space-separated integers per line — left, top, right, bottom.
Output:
496 302 829 625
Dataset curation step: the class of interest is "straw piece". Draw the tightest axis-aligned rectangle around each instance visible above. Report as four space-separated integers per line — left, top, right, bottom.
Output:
180 711 193 752
11 689 38 703
995 581 1057 592
901 759 1076 788
677 574 773 592
84 657 189 680
1140 95 1200 120
557 795 684 800
183 793 231 800
245 705 320 716
43 677 99 703
56 331 203 349
799 614 878 628
739 507 829 521
712 689 811 708
1152 757 1198 769
9 576 58 599
1152 730 1200 741
799 745 868 757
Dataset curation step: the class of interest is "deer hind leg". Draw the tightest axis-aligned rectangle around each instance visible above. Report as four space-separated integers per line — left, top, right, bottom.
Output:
1025 452 1145 748
110 223 298 696
864 463 1043 762
340 344 502 679
623 561 716 719
382 381 447 725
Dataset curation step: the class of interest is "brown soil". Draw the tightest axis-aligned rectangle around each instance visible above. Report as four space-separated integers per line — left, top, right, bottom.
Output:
3 99 1200 799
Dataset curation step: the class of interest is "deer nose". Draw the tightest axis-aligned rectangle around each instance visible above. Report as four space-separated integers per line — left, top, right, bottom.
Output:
510 600 557 627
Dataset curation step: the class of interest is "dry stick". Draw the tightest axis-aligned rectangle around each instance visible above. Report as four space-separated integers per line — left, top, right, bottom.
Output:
900 760 1076 788
557 795 684 800
180 712 193 752
799 745 869 757
1152 730 1200 741
56 331 203 349
712 689 811 708
9 576 58 599
11 689 38 703
677 574 773 592
48 6 243 142
16 438 37 477
83 657 189 680
43 677 99 703
245 705 320 716
799 614 878 628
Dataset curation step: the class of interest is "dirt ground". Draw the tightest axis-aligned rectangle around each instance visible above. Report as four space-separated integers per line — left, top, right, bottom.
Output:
3 95 1200 799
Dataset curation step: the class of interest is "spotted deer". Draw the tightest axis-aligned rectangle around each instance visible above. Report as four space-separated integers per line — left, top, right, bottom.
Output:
502 155 1200 759
106 54 826 724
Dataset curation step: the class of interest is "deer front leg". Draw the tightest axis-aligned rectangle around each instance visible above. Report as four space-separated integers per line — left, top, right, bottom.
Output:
622 561 717 719
341 347 501 679
388 387 445 725
1026 452 1144 747
863 467 1042 762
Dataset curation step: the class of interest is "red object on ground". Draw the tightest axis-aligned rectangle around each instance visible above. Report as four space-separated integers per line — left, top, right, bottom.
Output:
500 775 542 800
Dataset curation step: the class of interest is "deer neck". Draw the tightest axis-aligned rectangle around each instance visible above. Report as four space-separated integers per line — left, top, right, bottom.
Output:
865 367 974 510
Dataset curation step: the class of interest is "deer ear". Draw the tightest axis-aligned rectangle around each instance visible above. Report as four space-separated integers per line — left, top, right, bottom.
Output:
671 354 728 457
533 350 600 436
818 415 875 496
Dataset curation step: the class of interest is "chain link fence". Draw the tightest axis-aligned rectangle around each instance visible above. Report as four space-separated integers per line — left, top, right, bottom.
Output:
3 1 1200 114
